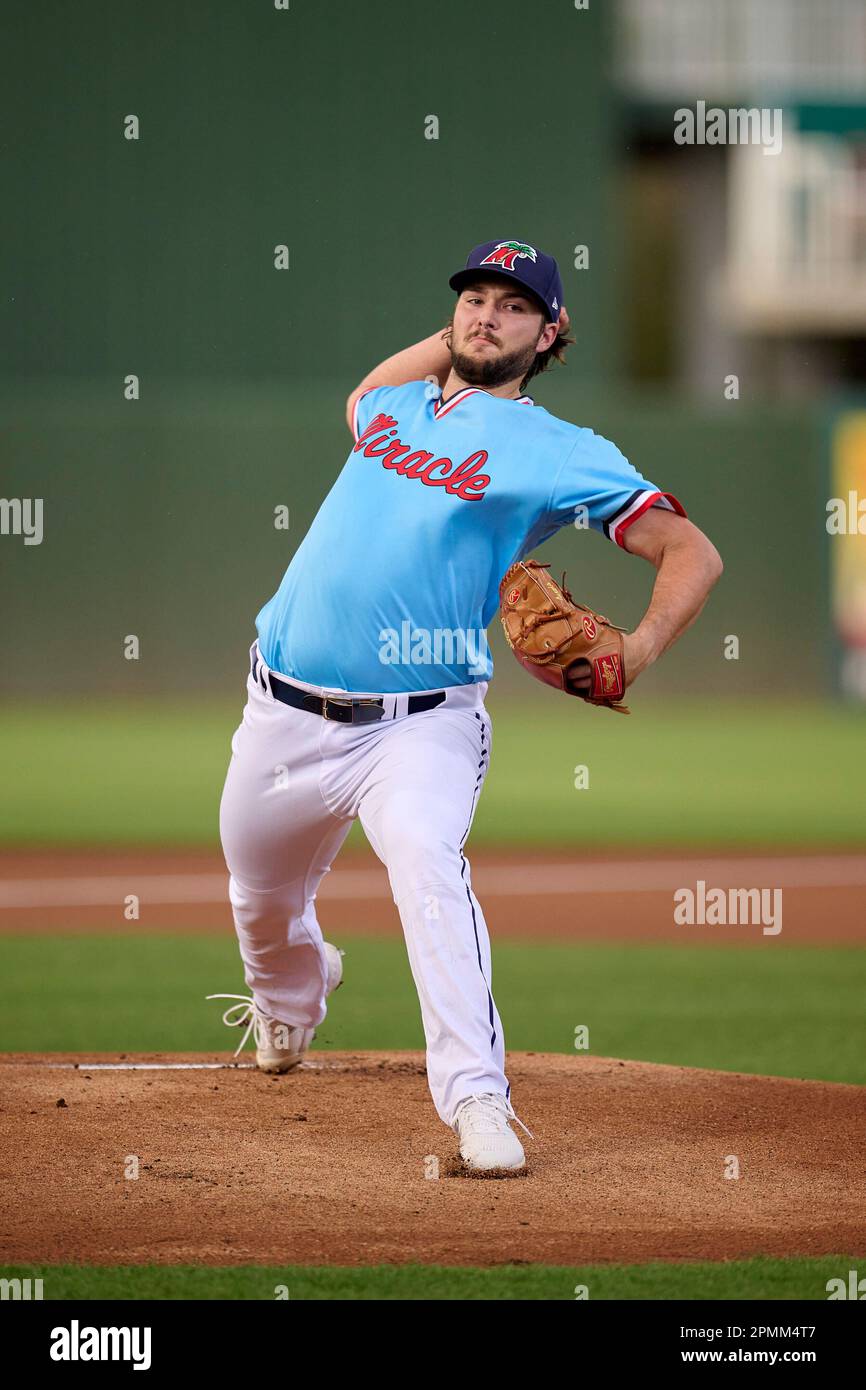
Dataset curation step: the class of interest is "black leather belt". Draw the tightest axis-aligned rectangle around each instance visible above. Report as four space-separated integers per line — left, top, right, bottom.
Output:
252 650 446 724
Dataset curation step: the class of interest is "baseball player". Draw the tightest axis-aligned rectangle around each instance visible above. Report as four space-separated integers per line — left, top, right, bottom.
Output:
210 238 723 1172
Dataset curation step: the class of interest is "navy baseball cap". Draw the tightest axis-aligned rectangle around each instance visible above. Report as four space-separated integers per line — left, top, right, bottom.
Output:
449 239 564 324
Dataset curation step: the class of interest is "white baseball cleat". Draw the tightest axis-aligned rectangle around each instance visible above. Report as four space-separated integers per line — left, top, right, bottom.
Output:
207 942 344 1074
250 1015 315 1074
452 1092 533 1172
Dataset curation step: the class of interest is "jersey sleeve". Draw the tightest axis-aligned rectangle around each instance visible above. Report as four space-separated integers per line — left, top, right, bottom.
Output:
351 381 433 443
547 428 687 548
350 386 383 443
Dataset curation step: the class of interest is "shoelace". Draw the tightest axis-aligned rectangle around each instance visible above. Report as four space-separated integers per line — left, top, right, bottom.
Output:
454 1092 534 1140
205 993 274 1058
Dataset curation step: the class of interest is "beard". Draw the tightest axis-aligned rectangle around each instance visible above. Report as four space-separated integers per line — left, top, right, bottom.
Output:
449 334 536 389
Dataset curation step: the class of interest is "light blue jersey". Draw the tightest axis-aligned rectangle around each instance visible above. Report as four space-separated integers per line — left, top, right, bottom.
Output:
256 381 685 692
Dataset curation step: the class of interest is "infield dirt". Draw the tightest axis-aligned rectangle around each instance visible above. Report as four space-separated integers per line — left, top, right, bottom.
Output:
1 1052 863 1267
1 847 864 942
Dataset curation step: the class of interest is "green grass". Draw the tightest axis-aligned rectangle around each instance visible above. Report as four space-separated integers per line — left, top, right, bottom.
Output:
0 1256 857 1300
2 935 864 1083
0 698 864 848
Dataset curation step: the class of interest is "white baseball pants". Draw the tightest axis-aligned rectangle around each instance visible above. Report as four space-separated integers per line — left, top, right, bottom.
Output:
218 641 510 1127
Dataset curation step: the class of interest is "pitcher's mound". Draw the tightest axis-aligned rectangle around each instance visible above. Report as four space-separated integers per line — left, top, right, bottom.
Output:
2 1052 863 1266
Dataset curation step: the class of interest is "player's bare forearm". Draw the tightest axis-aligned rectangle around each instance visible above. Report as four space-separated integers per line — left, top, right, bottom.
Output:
345 328 451 430
625 536 722 677
620 510 723 686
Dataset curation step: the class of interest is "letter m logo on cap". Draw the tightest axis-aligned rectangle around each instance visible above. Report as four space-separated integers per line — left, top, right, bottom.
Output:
479 241 537 272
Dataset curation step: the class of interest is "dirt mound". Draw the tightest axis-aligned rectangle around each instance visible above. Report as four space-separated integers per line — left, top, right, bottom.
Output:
1 1052 863 1266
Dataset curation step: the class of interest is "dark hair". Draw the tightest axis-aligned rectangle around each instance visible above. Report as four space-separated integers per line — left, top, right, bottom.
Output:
442 300 574 392
520 315 574 390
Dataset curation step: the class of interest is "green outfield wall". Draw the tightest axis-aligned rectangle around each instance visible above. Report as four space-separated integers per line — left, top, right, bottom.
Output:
2 0 616 384
0 3 831 698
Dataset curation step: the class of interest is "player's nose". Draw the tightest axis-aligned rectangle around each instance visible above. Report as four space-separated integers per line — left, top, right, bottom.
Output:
472 311 500 340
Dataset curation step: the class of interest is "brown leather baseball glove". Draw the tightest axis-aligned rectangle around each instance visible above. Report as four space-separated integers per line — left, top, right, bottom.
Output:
499 559 630 713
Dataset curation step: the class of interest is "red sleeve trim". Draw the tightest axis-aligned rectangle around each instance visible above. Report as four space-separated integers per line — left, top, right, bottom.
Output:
613 490 687 548
351 388 375 443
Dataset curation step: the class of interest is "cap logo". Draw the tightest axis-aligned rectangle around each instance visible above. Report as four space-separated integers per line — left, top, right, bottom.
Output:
479 241 537 273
